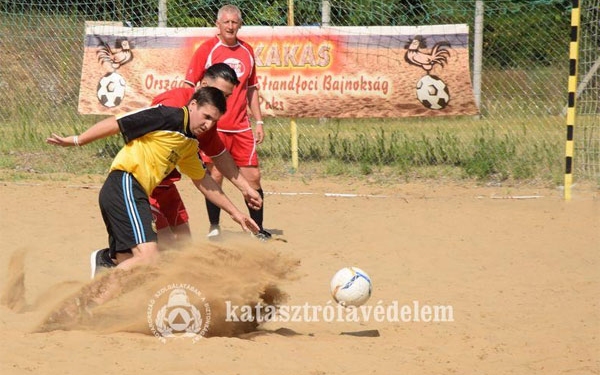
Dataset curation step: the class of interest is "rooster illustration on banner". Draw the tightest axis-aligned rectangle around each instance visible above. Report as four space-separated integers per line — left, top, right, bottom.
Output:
94 37 133 108
405 37 451 110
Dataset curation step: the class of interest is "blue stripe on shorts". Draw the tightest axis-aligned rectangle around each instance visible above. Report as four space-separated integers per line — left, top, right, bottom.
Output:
121 172 146 244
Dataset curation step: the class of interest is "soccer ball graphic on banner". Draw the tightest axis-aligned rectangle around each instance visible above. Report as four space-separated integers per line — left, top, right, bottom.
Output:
97 72 126 108
416 74 450 110
330 267 372 307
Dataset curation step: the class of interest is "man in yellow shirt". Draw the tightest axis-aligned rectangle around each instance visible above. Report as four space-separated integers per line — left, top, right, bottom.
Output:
47 87 259 280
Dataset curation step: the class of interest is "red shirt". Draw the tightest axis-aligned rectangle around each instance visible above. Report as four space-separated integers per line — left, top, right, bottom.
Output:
185 36 258 133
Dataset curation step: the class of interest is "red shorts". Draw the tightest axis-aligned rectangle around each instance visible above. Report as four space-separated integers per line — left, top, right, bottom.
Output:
149 184 189 230
201 130 258 167
159 169 182 186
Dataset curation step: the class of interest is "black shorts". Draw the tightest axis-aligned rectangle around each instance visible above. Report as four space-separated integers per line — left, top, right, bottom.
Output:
99 170 157 257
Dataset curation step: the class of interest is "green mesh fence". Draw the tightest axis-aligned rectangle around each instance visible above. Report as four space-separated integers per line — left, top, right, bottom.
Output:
0 0 598 182
576 0 600 181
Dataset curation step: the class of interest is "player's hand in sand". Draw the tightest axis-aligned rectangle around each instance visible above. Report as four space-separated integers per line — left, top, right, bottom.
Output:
230 212 260 234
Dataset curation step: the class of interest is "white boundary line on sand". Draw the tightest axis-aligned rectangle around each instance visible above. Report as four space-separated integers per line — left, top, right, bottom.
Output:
6 182 547 200
9 182 391 199
265 191 389 198
489 195 543 199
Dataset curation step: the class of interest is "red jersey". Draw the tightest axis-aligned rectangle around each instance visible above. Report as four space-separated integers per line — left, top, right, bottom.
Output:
151 87 194 108
185 36 258 133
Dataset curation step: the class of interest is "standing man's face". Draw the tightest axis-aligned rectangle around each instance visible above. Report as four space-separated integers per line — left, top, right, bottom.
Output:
216 11 242 45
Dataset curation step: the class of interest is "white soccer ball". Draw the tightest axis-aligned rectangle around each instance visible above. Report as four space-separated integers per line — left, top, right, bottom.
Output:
416 74 450 110
97 72 126 108
330 267 372 307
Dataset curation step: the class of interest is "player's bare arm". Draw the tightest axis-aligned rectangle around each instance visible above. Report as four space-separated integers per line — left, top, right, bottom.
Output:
247 85 265 144
46 116 120 147
192 174 260 234
212 151 262 210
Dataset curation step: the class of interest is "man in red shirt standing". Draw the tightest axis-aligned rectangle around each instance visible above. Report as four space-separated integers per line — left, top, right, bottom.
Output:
185 4 271 240
150 62 262 246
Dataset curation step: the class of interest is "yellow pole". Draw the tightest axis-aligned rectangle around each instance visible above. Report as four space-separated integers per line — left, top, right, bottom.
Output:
564 0 581 201
288 0 298 171
291 118 298 169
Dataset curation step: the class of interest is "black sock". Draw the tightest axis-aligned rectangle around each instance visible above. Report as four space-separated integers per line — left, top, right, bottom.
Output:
205 198 221 226
249 188 265 230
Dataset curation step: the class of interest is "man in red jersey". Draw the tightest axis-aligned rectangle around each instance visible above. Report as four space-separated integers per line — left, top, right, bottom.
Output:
185 4 271 240
149 63 262 246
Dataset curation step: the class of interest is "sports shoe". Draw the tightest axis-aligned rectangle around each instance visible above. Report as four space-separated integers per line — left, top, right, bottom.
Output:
90 248 116 279
207 224 221 240
253 229 272 241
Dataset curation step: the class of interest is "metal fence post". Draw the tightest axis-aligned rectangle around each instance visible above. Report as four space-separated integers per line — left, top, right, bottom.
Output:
158 0 167 27
322 0 331 26
473 0 484 114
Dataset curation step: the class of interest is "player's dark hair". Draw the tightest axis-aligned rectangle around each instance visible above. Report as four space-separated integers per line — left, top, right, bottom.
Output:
204 63 240 86
190 86 227 114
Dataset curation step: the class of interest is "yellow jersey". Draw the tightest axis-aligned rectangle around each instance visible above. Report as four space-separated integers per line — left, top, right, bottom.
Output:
110 105 205 195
